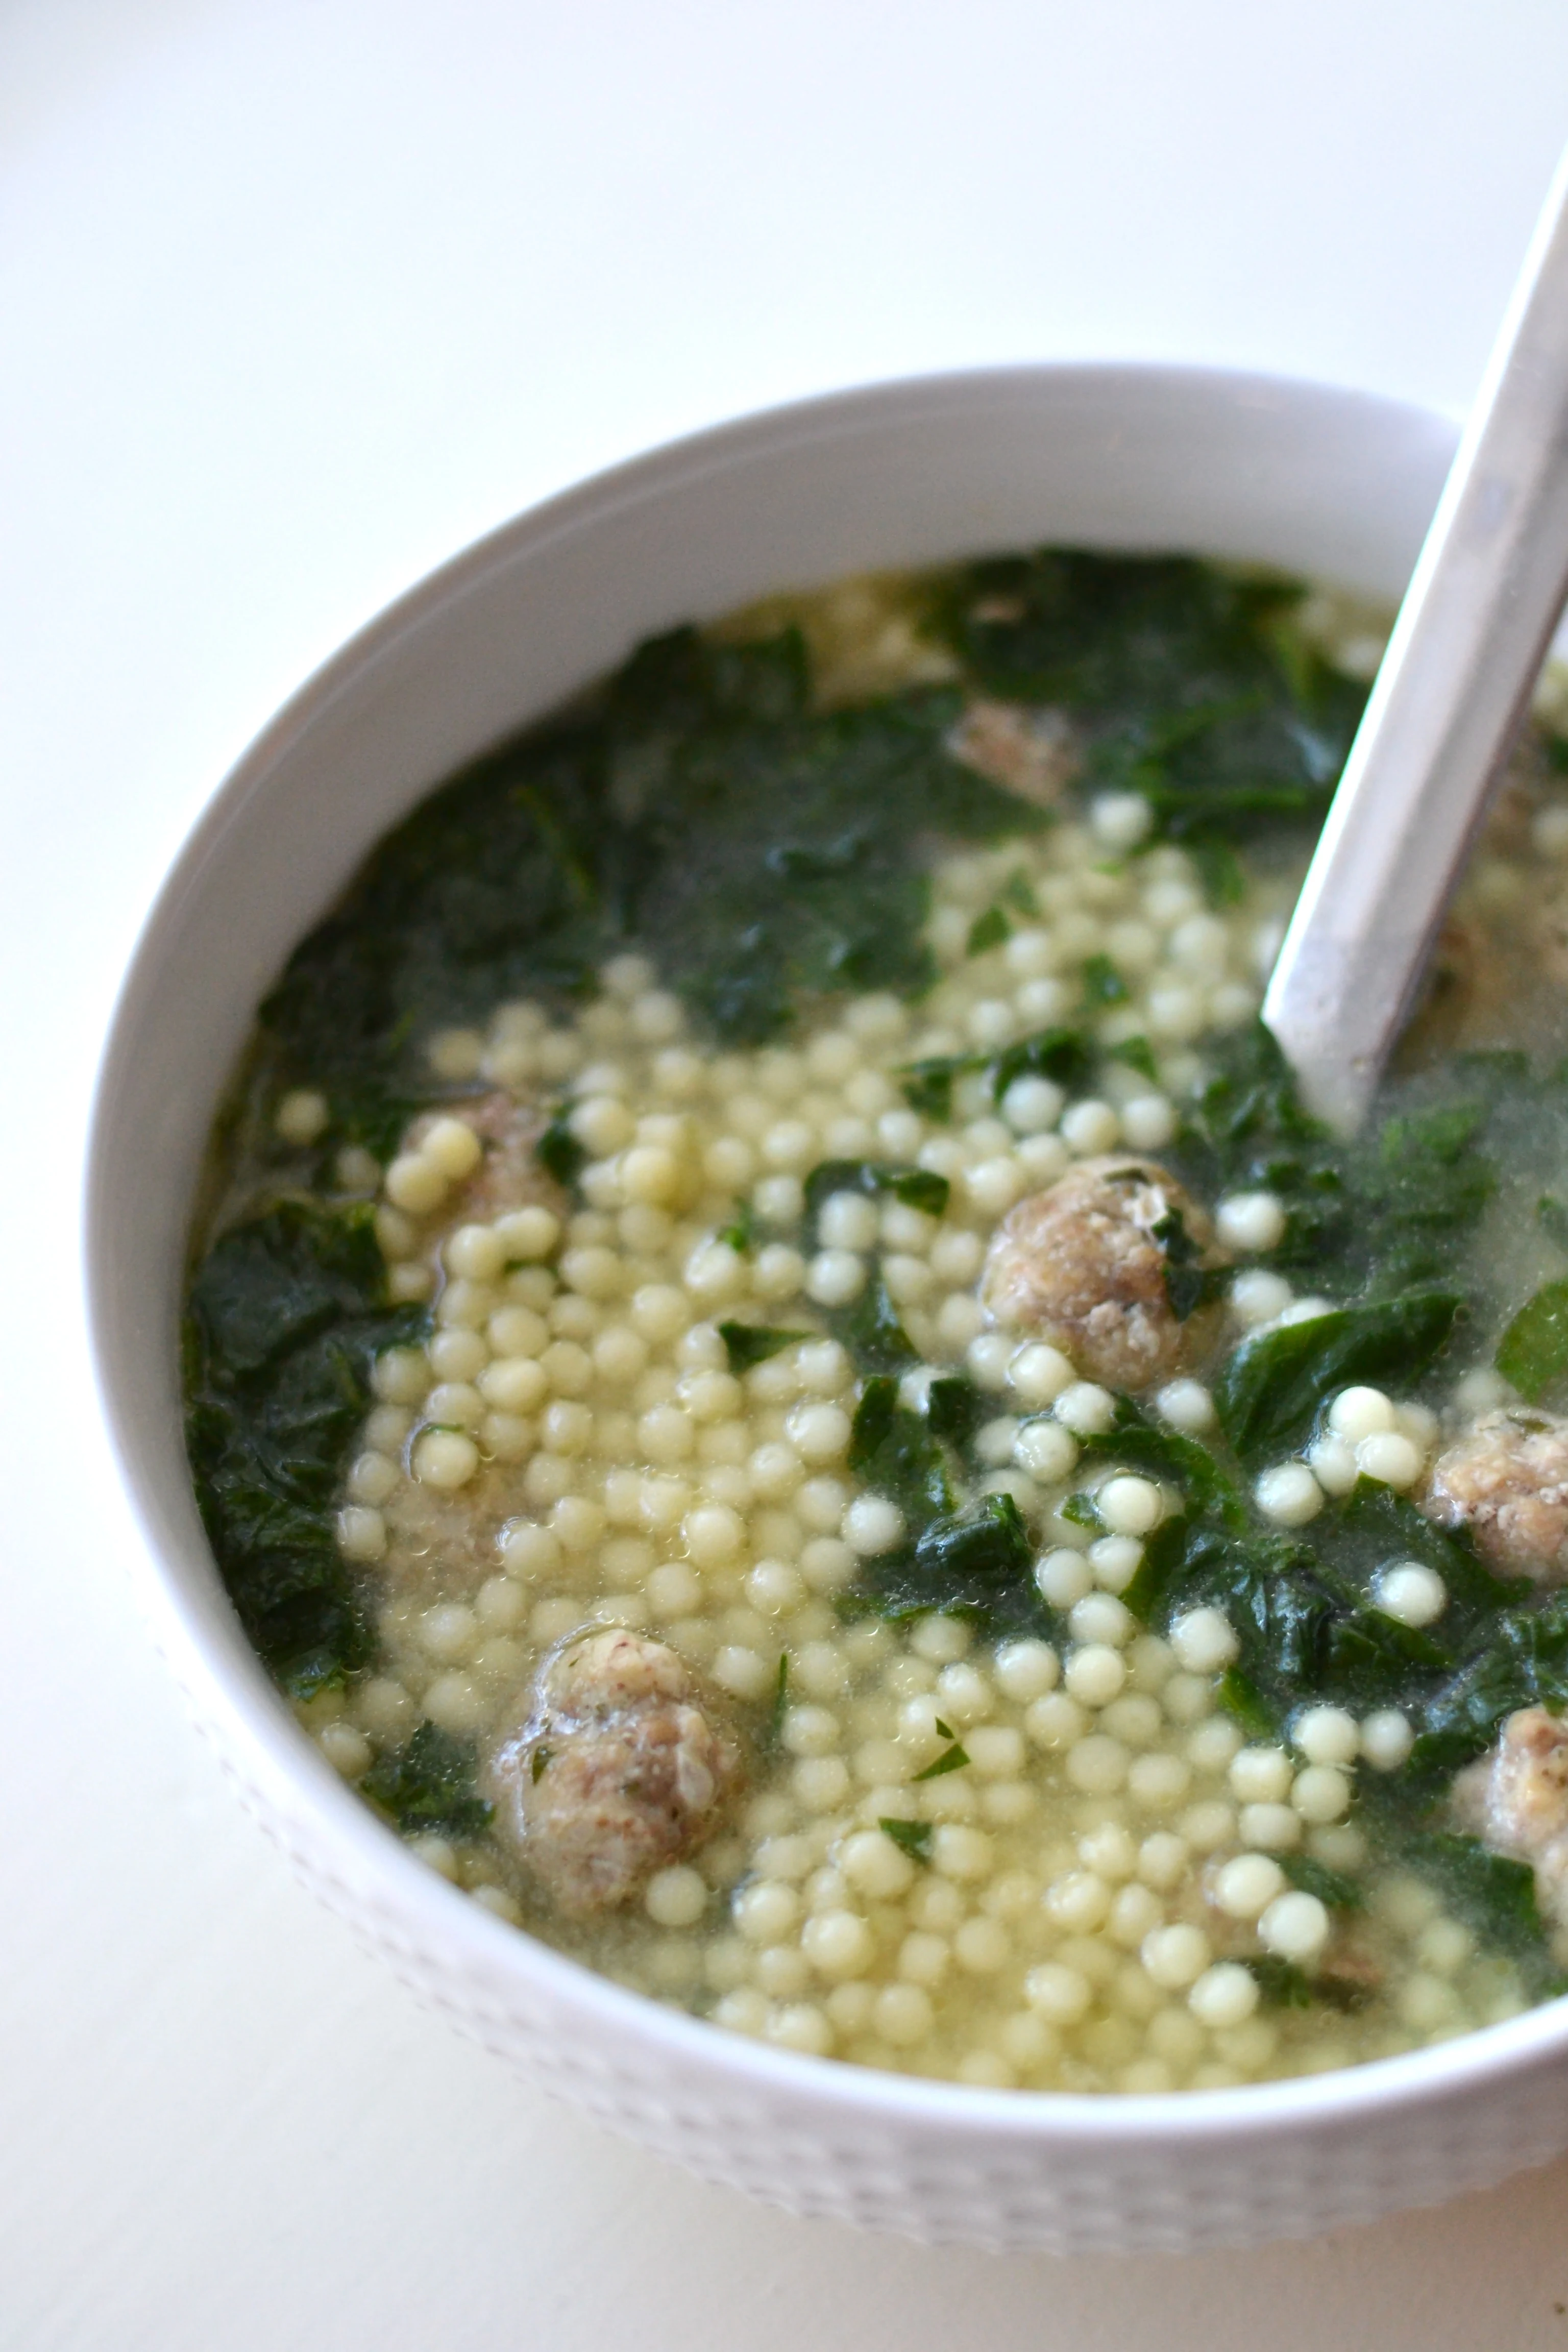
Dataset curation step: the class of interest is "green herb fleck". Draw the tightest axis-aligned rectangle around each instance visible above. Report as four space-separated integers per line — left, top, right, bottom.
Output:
717 1320 811 1374
362 1721 493 1838
1497 1282 1568 1402
878 1817 934 1863
966 904 1011 956
1082 952 1129 1006
536 1108 586 1189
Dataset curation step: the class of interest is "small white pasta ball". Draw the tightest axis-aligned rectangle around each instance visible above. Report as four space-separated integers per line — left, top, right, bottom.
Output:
752 1243 807 1301
1293 1706 1360 1767
421 1116 483 1178
1009 1343 1075 1410
488 1302 549 1356
1034 1547 1094 1608
802 1910 876 1980
934 1660 993 1722
843 1496 905 1556
1230 1746 1293 1804
1089 1536 1144 1595
975 1414 1021 1467
421 1672 487 1737
1137 1831 1190 1892
644 1865 708 1928
754 1173 806 1226
1328 1385 1395 1442
1213 1853 1288 1920
1188 1962 1260 2029
1230 1269 1293 1326
962 1334 1011 1395
1395 1401 1441 1450
639 1404 695 1465
629 989 684 1043
275 1087 329 1146
1069 1591 1135 1647
798 1532 855 1590
478 1357 547 1415
1106 1882 1164 1948
1215 1192 1286 1253
683 1504 745 1568
496 1205 562 1264
1306 1434 1359 1497
994 1639 1060 1702
1090 790 1154 851
734 1880 801 1945
373 1205 419 1263
1097 1475 1163 1536
443 1223 504 1282
932 1824 994 1881
1292 1764 1352 1823
1258 1890 1330 1964
1060 1098 1120 1155
335 1506 386 1561
317 1721 372 1778
966 1157 1026 1216
1120 1095 1177 1150
1237 1802 1301 1851
794 1339 850 1396
1010 1423 1077 1490
1373 1560 1447 1627
761 1120 816 1172
619 1144 681 1206
965 1725 1025 1777
873 1983 936 2046
570 1094 635 1156
818 1192 880 1251
1024 1693 1087 1750
429 1326 487 1382
384 1154 448 1215
1024 1962 1093 2024
714 1647 775 1702
1141 1923 1211 1989
749 1441 804 1500
684 1240 748 1306
1065 1733 1129 1793
1254 1463 1323 1526
1055 1382 1116 1436
647 1561 703 1617
1353 1428 1423 1492
1169 1607 1239 1673
411 1430 479 1489
794 1756 852 1812
1000 1074 1065 1136
781 1705 840 1758
840 1829 917 1900
788 1402 852 1465
1360 1708 1414 1771
805 1250 866 1307
1046 1870 1111 1932
882 1254 936 1306
1128 1753 1192 1810
346 1451 399 1507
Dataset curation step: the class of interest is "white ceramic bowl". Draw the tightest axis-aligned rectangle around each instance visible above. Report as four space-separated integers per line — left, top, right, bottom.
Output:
86 364 1568 2253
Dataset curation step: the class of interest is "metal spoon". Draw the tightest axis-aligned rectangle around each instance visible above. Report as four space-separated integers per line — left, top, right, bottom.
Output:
1263 144 1568 1133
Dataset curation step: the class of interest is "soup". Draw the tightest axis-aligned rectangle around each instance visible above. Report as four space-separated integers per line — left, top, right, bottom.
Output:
183 552 1568 2093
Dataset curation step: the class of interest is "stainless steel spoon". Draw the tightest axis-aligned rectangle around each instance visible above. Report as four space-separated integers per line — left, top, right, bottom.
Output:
1263 144 1568 1133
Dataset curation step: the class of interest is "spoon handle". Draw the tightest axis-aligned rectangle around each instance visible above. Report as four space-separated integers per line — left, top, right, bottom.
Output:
1263 143 1568 1133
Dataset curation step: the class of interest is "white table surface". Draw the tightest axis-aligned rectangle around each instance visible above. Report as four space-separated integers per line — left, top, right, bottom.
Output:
8 5 1568 2343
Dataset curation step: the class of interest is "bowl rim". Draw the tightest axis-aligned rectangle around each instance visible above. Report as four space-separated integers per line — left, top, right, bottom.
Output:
85 354 1568 2153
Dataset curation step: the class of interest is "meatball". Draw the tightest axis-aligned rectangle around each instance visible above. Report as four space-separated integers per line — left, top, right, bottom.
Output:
948 699 1077 810
1422 1409 1568 1582
1453 1705 1568 1935
488 1629 741 1915
980 1155 1227 1391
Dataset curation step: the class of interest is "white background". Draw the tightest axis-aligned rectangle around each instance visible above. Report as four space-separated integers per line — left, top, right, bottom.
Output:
7 4 1568 2344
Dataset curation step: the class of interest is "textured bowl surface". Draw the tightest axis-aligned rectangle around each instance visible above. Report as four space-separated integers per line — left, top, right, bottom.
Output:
86 362 1568 2252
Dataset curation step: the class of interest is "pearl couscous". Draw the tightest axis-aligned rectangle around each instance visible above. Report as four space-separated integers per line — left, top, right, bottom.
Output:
184 550 1568 2094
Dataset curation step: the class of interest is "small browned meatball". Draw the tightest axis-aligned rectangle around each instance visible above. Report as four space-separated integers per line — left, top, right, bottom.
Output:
1453 1705 1568 1934
488 1629 741 1916
948 699 1077 810
1422 1409 1568 1582
980 1155 1226 1391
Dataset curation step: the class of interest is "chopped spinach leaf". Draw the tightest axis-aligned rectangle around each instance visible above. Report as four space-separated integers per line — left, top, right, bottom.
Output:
801 1157 950 1239
536 1108 587 1189
967 904 1011 955
848 1376 953 1523
719 1198 756 1253
824 1273 920 1374
1214 1290 1461 1464
362 1722 493 1838
1497 1282 1568 1402
1538 1194 1568 1253
768 1652 790 1746
718 1320 812 1374
913 1729 971 1780
1279 1852 1364 1909
184 1200 426 1693
1105 1034 1159 1083
926 1374 986 1452
878 1816 934 1863
1082 953 1129 1006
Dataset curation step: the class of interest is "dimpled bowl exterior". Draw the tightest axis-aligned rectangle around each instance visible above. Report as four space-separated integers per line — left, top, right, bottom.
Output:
87 365 1568 2253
